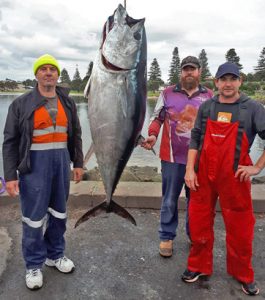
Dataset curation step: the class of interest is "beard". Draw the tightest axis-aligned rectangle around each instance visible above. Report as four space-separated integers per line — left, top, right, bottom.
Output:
181 77 199 91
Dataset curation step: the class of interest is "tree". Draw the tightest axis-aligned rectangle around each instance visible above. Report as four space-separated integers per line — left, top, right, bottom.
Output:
225 48 243 70
4 79 18 90
148 58 164 92
0 81 5 91
60 68 71 87
81 61 93 91
71 66 82 92
83 61 93 81
22 79 37 88
246 73 255 82
198 49 211 80
167 47 181 85
254 47 265 81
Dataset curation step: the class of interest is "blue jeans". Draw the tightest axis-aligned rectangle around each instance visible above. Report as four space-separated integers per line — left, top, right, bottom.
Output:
19 149 70 269
159 160 190 241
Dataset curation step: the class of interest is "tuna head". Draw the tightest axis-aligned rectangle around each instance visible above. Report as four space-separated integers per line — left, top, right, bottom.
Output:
102 4 145 70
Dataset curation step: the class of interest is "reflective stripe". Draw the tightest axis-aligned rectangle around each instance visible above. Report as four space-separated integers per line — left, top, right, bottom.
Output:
48 207 67 219
30 142 67 150
33 126 67 137
22 215 46 228
22 209 66 228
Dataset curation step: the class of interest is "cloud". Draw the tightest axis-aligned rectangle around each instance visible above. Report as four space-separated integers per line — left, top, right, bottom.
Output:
0 0 264 81
0 0 13 8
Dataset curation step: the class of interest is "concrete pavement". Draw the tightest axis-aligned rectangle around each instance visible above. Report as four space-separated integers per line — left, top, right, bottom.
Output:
0 181 265 299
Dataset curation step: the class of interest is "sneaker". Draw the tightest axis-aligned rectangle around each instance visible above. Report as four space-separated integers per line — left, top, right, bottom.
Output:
159 240 173 257
241 282 259 296
181 269 206 283
45 256 75 273
25 268 43 290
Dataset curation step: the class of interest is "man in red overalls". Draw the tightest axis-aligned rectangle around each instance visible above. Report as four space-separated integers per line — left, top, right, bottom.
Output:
181 62 265 296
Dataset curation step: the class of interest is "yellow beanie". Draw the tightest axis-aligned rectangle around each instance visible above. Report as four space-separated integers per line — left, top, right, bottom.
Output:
33 54 60 75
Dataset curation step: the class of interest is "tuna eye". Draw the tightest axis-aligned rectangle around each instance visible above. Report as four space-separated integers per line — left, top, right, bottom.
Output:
133 32 141 40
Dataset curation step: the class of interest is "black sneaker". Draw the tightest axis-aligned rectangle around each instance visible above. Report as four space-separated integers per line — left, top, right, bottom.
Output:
181 269 206 283
241 282 259 296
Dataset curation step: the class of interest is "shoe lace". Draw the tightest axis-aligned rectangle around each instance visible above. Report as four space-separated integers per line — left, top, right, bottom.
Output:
29 269 39 277
56 256 68 265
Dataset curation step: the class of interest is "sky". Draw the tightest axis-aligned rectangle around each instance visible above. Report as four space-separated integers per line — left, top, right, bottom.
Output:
0 0 264 82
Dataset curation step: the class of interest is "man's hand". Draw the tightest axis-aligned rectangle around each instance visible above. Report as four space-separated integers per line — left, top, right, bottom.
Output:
235 165 261 182
6 180 19 197
185 168 199 191
141 135 157 150
73 168 84 183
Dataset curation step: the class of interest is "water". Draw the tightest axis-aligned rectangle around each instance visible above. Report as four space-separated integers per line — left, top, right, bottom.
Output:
0 94 160 176
0 94 265 177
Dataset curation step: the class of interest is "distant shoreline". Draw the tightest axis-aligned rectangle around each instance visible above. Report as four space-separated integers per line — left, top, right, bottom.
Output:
0 91 264 104
0 91 159 101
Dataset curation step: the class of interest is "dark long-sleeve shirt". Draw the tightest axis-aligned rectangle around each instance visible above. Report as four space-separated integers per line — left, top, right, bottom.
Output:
2 85 83 181
190 93 265 151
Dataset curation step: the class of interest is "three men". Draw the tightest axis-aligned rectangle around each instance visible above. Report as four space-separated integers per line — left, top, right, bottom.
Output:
2 56 264 297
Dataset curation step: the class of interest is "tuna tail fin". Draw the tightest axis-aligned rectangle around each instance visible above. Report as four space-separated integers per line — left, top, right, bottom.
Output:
74 200 137 228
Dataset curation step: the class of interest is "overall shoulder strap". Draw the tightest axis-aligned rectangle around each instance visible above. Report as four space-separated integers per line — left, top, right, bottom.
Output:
194 100 215 172
233 102 248 172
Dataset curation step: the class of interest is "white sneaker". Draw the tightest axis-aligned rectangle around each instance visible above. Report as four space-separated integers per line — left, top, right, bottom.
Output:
45 256 75 273
25 268 43 290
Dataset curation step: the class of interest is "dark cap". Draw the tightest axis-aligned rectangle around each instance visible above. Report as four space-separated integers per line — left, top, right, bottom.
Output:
181 56 201 69
215 62 240 79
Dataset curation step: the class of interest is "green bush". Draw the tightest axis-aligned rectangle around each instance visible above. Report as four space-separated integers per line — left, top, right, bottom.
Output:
202 80 215 90
147 91 160 97
241 82 261 94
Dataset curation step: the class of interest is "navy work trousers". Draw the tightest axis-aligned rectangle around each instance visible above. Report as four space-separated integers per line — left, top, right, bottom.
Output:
19 149 70 269
159 160 190 241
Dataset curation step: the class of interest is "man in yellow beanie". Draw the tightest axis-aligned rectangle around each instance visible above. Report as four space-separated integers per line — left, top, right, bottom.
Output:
2 54 84 290
33 54 61 76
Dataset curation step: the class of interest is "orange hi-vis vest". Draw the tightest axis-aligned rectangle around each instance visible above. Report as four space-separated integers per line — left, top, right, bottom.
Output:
30 99 68 150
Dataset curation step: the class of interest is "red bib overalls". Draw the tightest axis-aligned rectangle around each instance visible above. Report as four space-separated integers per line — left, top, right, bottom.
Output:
188 118 255 283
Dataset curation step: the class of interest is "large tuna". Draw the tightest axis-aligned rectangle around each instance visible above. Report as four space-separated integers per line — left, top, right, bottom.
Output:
75 4 147 227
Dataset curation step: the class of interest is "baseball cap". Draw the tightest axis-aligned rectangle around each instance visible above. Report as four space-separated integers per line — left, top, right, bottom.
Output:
181 56 201 69
215 62 240 79
33 54 60 75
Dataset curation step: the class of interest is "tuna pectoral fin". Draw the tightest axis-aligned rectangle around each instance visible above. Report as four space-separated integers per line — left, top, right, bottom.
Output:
74 200 137 228
83 143 94 166
84 77 91 98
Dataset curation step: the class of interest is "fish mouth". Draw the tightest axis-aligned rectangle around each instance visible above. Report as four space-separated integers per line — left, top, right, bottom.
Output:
102 54 130 71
